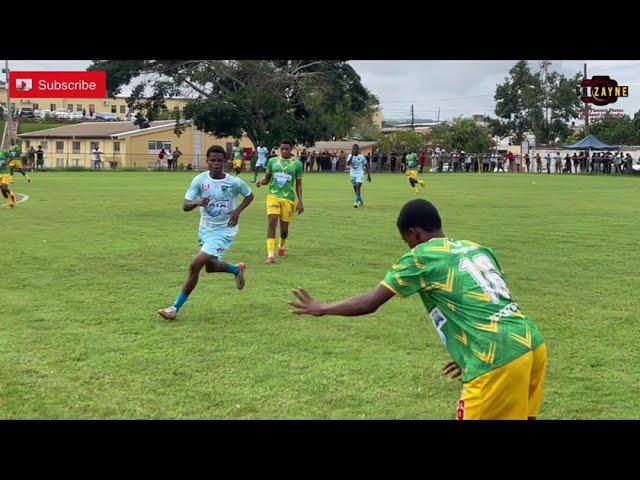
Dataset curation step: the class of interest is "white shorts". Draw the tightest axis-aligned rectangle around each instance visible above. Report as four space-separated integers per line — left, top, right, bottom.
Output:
350 173 364 185
256 160 266 168
198 228 237 259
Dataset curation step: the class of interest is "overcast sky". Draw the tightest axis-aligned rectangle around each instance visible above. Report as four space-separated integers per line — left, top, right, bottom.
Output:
6 59 640 121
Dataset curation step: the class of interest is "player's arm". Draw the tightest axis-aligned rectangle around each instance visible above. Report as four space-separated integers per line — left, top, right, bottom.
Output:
183 197 208 211
295 177 303 214
227 188 254 227
256 172 272 186
290 284 395 317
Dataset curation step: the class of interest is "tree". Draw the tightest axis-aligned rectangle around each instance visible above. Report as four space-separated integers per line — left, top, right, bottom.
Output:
494 61 582 145
494 61 544 144
88 60 378 148
377 130 426 154
447 118 494 153
542 67 583 144
589 114 640 145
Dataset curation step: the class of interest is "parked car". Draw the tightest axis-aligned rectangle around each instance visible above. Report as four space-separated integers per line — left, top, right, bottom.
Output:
54 110 71 120
69 111 85 120
19 107 35 118
34 109 52 119
94 112 117 121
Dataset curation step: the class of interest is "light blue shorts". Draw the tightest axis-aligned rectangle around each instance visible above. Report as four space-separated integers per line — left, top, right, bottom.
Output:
198 228 237 259
350 173 364 185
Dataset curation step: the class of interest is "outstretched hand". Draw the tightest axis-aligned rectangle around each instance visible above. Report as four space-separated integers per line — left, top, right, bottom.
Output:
442 361 462 379
289 288 325 316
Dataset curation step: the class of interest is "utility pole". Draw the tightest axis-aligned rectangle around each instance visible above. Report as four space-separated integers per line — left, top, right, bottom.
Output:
4 60 11 148
437 107 440 123
540 60 551 128
583 62 589 135
410 104 414 131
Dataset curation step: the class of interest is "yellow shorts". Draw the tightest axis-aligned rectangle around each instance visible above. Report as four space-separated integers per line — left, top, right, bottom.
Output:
233 160 242 169
9 160 22 169
266 194 295 222
0 174 14 186
457 343 547 420
406 169 418 179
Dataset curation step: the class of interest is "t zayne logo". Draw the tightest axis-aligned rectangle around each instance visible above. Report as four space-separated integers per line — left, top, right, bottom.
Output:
578 75 629 106
15 78 32 91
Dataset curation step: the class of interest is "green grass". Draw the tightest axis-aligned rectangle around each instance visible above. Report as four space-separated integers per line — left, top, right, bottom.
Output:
2 171 639 419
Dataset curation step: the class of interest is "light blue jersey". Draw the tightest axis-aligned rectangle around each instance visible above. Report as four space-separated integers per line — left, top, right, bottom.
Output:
185 172 252 257
256 146 269 167
348 154 368 175
348 153 368 184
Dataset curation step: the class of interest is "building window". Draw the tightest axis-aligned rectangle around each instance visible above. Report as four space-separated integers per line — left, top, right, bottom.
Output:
67 105 73 112
33 103 39 110
111 105 117 113
113 141 120 153
148 141 172 151
77 104 83 112
88 104 95 113
72 141 81 153
40 141 48 151
50 104 57 111
120 105 126 114
56 141 64 153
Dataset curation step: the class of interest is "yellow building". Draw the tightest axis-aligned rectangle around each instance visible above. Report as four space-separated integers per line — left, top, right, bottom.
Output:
0 84 189 119
18 120 255 169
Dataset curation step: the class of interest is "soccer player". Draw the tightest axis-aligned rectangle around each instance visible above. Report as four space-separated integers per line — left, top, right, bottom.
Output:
406 151 425 194
157 145 254 320
0 152 18 208
346 144 371 208
8 140 31 183
289 199 546 420
232 140 243 176
253 142 269 183
255 138 304 263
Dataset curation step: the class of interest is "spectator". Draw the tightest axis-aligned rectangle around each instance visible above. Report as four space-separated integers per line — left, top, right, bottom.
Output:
173 147 182 170
157 148 166 169
166 149 174 171
36 146 45 169
92 145 103 171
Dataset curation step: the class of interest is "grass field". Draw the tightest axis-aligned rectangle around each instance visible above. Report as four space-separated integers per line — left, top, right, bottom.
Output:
2 170 639 419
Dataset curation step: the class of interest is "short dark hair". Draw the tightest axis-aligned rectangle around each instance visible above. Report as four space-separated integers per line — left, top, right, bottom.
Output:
280 139 294 147
206 145 226 158
397 199 442 233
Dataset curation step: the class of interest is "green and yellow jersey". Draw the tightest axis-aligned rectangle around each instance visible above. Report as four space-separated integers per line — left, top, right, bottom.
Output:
266 156 303 202
381 237 544 382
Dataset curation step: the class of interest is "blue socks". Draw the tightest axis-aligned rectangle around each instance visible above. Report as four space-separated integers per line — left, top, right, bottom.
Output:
172 291 189 312
228 264 240 275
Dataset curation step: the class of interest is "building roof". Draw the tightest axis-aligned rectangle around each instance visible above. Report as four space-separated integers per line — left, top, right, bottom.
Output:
18 120 180 139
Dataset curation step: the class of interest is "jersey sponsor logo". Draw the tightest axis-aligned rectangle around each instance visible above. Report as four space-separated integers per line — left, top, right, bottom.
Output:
429 307 448 347
489 302 524 323
274 172 292 186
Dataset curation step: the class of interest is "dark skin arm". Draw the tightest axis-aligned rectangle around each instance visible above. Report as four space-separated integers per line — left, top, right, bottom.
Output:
227 193 254 227
256 171 272 187
183 197 209 211
289 284 395 317
295 178 304 214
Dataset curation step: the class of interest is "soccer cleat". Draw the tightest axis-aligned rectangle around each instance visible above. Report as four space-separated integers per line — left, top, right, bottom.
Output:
354 203 358 208
264 256 275 264
10 193 17 204
278 247 286 257
157 306 178 320
235 262 246 290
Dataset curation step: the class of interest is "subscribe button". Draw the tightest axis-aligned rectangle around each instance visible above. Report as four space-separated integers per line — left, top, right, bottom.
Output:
9 71 106 98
